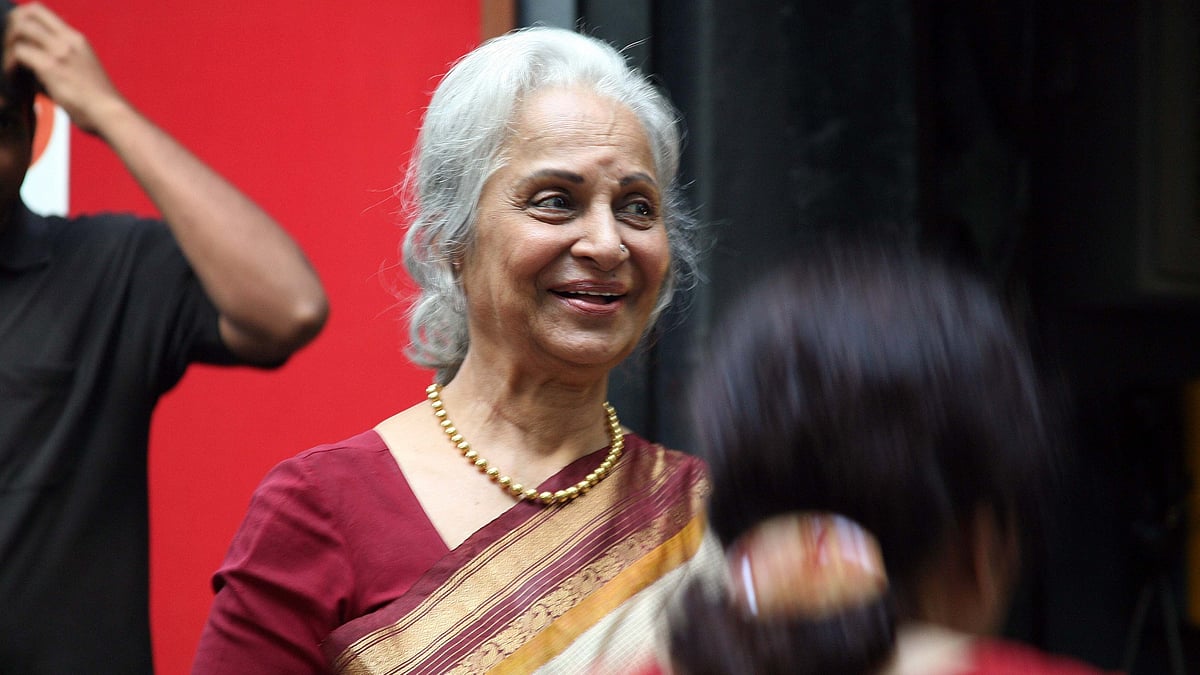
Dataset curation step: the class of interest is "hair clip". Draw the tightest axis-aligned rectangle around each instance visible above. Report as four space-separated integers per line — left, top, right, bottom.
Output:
726 512 888 620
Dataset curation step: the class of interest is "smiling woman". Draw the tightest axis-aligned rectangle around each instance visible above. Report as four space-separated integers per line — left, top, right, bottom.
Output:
462 86 671 374
191 27 721 675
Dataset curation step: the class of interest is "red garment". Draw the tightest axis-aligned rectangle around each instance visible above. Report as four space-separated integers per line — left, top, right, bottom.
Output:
635 638 1118 675
192 431 449 674
323 434 714 673
966 639 1120 675
192 430 701 675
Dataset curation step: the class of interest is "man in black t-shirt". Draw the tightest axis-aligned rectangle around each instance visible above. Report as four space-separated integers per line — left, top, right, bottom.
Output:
0 3 329 672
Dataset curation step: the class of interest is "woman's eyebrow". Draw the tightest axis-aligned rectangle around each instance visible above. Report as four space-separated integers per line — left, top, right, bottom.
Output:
529 168 585 183
620 172 658 188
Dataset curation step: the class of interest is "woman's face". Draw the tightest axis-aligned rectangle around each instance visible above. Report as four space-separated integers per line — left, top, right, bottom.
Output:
461 86 670 376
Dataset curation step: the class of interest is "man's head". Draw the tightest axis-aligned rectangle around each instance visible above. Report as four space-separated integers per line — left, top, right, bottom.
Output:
0 0 36 231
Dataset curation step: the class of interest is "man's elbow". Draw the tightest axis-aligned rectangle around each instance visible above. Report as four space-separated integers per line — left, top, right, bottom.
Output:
281 294 330 352
226 295 330 367
271 294 330 360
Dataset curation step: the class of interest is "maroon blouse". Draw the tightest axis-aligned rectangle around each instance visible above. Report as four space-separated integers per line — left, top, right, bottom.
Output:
191 431 448 674
191 430 670 674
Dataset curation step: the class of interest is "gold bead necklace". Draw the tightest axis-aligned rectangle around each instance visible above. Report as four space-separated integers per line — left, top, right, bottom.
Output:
426 383 624 506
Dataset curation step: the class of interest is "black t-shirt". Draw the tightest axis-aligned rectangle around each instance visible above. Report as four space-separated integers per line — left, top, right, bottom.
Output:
0 205 236 673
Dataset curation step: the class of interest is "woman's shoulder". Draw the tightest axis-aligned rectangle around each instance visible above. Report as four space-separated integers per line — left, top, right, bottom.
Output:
293 429 391 464
968 638 1119 675
621 432 711 511
625 431 708 475
250 429 434 558
261 430 397 495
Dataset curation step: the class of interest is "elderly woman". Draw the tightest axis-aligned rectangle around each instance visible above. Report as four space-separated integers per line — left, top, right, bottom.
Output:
192 27 724 674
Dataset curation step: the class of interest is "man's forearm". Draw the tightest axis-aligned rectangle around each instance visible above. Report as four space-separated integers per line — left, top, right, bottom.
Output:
96 101 328 364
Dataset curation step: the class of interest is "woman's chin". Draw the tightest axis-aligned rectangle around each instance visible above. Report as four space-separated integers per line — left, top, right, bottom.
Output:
540 335 639 371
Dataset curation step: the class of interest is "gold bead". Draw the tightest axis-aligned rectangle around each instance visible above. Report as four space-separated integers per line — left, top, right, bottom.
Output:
427 382 622 507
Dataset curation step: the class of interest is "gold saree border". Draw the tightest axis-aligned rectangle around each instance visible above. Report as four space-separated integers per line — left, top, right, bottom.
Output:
329 440 708 675
489 511 707 674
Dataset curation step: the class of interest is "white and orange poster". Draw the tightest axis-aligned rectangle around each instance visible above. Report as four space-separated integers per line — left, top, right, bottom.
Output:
19 94 68 216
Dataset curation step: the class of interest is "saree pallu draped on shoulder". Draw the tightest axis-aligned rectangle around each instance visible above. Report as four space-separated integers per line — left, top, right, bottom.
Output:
323 438 717 674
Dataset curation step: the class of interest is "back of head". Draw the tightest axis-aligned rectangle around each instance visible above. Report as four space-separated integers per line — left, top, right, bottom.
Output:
0 1 35 109
401 27 698 382
0 0 36 224
672 238 1057 674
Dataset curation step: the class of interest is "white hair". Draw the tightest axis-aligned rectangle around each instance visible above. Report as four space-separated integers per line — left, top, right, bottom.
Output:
401 26 700 383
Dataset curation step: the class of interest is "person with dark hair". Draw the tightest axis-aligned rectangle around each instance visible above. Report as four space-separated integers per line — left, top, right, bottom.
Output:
668 242 1115 674
192 26 722 674
0 2 328 672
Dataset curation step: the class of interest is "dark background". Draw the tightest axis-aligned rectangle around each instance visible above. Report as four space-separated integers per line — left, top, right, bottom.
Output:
522 0 1200 672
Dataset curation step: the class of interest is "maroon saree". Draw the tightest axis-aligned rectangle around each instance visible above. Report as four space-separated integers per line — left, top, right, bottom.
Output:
322 436 723 674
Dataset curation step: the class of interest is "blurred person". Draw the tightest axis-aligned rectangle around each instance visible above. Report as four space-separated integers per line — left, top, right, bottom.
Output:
0 2 328 672
192 26 724 674
668 241 1116 674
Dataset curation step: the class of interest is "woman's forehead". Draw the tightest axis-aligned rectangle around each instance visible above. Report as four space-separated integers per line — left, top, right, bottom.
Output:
503 89 654 168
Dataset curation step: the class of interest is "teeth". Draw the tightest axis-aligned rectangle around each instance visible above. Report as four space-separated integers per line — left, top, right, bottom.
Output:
572 290 618 297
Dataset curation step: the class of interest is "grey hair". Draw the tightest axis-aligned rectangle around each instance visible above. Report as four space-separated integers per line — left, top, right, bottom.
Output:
400 26 701 383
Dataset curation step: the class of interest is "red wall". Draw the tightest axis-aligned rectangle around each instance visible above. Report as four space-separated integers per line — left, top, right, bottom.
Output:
45 2 480 672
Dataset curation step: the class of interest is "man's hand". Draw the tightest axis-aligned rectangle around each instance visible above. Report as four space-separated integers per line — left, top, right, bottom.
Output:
4 2 127 135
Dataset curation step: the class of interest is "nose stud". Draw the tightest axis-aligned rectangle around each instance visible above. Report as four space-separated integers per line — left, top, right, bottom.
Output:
618 244 628 254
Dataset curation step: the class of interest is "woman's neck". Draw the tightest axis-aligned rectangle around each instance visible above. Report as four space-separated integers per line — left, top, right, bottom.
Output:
436 360 615 467
880 622 975 675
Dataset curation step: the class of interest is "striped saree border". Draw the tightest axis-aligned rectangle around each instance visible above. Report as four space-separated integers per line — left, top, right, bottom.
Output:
326 439 708 675
491 512 708 674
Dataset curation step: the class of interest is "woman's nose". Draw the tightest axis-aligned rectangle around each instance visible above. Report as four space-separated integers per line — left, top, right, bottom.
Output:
571 207 628 270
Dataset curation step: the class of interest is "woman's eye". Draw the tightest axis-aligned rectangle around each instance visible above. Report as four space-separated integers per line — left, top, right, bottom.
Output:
618 200 656 219
531 194 571 210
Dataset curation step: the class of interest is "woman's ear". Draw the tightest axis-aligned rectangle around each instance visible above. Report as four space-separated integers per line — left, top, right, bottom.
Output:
448 246 466 288
448 242 467 277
